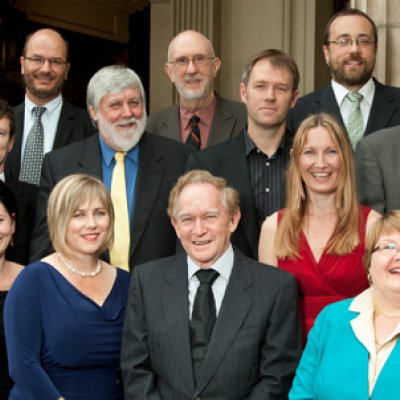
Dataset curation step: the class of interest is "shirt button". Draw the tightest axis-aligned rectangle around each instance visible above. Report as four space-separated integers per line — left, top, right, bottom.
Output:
265 188 270 193
266 162 270 167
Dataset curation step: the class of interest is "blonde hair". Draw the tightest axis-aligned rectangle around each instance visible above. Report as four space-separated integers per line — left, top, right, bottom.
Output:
167 169 240 220
364 211 398 273
275 113 360 258
47 174 114 258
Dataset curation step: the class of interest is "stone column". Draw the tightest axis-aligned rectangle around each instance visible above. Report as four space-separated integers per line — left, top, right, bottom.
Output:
352 0 400 86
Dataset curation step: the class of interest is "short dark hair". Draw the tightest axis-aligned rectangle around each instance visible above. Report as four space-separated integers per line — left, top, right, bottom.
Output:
323 8 378 46
0 99 16 138
241 49 300 91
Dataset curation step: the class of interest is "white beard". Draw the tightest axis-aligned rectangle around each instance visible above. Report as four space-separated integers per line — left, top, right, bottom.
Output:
97 112 147 151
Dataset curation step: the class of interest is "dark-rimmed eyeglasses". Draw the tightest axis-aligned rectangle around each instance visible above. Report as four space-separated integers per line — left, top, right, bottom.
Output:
24 56 68 68
168 54 215 69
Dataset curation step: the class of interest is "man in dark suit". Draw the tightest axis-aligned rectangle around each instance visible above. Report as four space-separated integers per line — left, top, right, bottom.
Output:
355 126 400 213
146 30 247 149
121 170 301 399
5 28 95 264
288 8 400 149
185 49 299 259
29 65 192 269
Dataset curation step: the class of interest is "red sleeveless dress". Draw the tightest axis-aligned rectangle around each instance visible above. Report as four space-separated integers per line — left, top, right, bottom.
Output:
277 205 371 339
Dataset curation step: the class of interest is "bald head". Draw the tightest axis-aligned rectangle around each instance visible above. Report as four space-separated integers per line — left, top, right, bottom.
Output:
167 30 215 62
23 29 69 61
21 28 70 105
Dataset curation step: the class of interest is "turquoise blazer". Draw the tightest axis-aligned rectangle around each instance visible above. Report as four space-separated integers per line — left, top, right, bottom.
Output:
290 298 400 399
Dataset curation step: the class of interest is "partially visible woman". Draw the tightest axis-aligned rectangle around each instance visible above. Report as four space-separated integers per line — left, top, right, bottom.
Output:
259 113 381 337
0 181 22 400
5 174 130 400
289 211 400 399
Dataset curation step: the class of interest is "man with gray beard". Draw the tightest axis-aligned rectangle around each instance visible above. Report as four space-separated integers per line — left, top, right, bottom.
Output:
5 28 95 265
29 65 193 270
146 30 247 149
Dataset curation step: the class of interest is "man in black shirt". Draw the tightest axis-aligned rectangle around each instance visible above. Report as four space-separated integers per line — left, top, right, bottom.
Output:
185 49 299 259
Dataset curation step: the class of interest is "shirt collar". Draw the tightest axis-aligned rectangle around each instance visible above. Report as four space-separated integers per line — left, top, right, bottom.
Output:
180 92 217 129
98 134 139 167
243 127 287 157
187 245 234 282
331 78 375 106
25 94 63 116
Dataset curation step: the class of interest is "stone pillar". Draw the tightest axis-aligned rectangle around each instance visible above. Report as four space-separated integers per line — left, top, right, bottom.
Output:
149 0 220 113
352 0 400 86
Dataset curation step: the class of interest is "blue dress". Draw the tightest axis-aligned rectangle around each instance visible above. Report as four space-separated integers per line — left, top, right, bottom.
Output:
4 262 130 400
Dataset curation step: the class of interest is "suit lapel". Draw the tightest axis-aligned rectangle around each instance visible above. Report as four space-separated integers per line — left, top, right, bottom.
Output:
365 81 399 136
195 252 253 393
160 105 181 142
320 85 345 127
207 96 236 147
76 135 103 178
219 133 259 257
7 104 25 180
160 254 195 394
53 100 77 149
130 133 165 258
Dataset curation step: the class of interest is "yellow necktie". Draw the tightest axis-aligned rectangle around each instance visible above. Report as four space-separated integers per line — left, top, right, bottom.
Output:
110 152 130 271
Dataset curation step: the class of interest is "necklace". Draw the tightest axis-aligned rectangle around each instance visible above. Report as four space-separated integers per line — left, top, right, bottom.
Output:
58 253 102 278
373 298 400 319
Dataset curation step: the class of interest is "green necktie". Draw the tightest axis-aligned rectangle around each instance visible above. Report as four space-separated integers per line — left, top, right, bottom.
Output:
346 92 364 151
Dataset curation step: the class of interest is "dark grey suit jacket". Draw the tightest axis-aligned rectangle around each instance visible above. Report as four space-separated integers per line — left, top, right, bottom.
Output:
146 94 247 147
29 132 193 269
121 250 301 400
5 100 96 265
355 125 400 213
287 79 400 136
185 130 292 260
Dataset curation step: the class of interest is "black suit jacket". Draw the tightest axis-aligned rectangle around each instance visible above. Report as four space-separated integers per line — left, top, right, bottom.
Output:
146 94 247 147
121 250 301 400
287 79 400 136
29 132 193 269
185 130 292 260
5 100 96 265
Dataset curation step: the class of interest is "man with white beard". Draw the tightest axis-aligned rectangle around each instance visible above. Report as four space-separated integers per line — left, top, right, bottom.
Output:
29 65 193 270
146 30 247 149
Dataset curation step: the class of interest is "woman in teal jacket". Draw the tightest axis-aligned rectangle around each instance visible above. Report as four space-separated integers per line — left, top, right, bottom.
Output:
290 211 400 399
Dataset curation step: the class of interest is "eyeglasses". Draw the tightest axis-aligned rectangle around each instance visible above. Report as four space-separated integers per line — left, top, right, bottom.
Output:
372 242 400 254
24 56 68 68
327 37 375 49
168 54 215 69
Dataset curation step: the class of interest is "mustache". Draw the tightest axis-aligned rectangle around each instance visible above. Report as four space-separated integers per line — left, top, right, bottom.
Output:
116 117 142 127
184 74 202 82
33 72 56 79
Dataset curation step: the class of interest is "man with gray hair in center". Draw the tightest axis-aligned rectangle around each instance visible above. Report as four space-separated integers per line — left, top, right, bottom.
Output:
30 65 193 270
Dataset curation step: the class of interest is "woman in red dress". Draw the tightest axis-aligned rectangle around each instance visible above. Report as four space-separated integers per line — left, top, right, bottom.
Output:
259 113 380 339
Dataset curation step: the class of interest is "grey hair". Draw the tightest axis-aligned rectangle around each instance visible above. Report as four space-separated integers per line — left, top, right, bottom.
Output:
86 65 146 110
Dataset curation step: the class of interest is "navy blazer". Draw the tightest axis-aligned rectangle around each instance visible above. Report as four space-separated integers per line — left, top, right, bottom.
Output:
287 79 400 136
121 250 302 400
29 132 193 269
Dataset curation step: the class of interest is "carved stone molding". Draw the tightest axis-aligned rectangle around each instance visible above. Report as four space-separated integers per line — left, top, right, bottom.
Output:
16 0 149 43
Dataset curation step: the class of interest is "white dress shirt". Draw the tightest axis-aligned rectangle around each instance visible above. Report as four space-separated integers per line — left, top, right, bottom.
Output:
22 95 63 165
187 245 234 319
